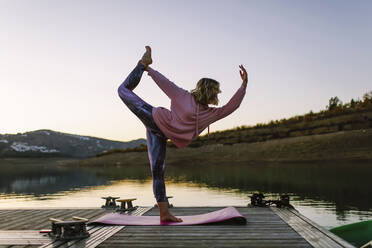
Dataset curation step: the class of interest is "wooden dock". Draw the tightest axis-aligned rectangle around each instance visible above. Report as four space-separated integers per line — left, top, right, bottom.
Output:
0 206 355 248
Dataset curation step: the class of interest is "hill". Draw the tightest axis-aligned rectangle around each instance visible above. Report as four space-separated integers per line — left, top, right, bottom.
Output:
69 128 372 167
0 129 146 158
95 91 372 156
187 91 372 147
63 91 372 165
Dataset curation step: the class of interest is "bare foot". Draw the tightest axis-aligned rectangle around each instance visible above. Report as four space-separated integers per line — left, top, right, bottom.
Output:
157 201 182 222
160 213 183 222
140 45 152 66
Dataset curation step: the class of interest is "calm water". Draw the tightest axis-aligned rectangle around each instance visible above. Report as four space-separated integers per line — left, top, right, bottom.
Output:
0 158 371 229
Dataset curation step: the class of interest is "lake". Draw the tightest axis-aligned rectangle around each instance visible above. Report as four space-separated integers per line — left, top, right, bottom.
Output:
0 158 371 230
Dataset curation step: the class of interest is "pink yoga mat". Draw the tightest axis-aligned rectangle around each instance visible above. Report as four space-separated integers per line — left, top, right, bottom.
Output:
90 206 246 226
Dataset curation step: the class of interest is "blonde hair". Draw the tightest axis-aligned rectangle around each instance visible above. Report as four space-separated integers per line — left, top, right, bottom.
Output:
191 78 221 106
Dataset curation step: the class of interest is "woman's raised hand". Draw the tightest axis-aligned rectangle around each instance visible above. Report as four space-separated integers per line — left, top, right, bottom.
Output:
239 65 248 87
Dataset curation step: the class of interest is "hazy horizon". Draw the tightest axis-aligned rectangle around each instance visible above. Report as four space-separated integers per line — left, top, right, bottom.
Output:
1 0 371 142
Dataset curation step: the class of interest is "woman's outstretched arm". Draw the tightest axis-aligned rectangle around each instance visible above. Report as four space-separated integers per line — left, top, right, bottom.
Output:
214 85 246 120
146 66 187 100
212 65 248 120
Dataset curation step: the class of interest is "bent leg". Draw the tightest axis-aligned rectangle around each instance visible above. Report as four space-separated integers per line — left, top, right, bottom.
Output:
146 129 167 202
120 61 145 91
118 63 163 135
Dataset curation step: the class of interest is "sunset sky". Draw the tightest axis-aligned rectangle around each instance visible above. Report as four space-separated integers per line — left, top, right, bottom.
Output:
1 0 371 142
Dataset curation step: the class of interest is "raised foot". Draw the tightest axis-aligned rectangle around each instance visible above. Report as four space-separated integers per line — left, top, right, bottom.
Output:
160 213 183 222
140 45 152 66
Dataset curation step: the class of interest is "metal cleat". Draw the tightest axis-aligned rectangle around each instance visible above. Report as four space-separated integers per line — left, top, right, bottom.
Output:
101 196 120 209
248 193 294 209
116 198 137 213
280 195 290 207
48 216 89 240
249 192 266 207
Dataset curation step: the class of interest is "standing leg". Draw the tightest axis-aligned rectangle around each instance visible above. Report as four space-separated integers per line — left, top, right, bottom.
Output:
146 129 167 202
146 129 182 222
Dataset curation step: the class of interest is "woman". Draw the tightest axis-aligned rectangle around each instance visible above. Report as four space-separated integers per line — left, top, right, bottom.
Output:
118 46 248 222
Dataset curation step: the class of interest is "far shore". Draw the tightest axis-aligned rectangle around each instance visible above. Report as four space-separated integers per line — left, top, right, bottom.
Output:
63 128 372 167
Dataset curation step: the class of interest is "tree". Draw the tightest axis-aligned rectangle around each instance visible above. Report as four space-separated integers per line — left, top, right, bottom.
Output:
327 96 342 111
363 91 372 102
350 99 356 108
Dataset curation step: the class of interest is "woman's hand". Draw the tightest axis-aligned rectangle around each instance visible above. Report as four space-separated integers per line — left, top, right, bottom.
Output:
239 65 248 87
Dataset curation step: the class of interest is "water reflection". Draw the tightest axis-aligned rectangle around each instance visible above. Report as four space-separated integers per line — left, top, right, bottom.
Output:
170 161 372 212
84 160 372 213
0 158 107 196
0 158 371 229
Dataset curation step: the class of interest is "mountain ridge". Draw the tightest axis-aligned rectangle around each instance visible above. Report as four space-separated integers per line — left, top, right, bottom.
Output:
0 129 146 158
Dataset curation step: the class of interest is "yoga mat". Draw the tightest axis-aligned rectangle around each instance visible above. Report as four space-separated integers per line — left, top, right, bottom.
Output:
90 206 246 226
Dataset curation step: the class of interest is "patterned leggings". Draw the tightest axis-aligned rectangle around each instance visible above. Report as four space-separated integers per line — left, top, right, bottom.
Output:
118 62 167 202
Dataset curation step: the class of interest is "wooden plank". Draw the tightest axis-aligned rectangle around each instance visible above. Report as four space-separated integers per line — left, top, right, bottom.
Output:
79 207 152 248
99 207 311 248
0 209 106 230
109 234 304 240
0 246 40 248
7 209 67 230
30 209 93 230
73 207 152 248
145 207 273 214
0 210 43 229
30 209 95 229
0 210 21 218
289 208 356 248
0 209 61 230
113 227 296 233
0 209 108 247
99 239 311 247
40 206 152 248
74 226 124 248
273 207 333 248
0 209 33 217
272 207 355 248
0 230 52 245
0 206 355 248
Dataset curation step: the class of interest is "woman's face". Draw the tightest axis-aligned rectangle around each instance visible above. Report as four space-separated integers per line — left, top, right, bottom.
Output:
209 84 221 105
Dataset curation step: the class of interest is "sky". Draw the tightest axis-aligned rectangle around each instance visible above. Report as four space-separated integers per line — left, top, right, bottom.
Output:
1 0 371 142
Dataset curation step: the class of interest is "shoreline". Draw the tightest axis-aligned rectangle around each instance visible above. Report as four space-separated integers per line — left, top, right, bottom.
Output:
65 128 372 167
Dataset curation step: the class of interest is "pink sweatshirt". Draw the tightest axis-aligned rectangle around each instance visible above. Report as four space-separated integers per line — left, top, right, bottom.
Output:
148 68 247 149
